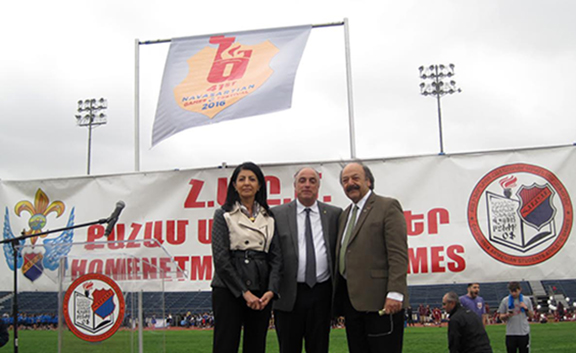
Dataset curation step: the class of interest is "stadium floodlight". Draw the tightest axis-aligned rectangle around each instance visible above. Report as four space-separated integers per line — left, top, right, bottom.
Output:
419 63 461 155
75 98 108 175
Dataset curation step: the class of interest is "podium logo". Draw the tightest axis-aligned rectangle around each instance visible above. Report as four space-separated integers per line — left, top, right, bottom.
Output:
467 163 573 266
64 273 125 342
2 188 74 281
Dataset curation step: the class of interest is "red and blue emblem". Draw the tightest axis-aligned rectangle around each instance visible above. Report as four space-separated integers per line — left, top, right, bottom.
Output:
64 273 125 342
22 252 44 282
468 163 573 266
517 183 556 231
92 289 116 320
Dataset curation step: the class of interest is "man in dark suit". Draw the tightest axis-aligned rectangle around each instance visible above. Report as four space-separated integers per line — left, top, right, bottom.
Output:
334 162 409 353
273 167 342 353
443 291 493 353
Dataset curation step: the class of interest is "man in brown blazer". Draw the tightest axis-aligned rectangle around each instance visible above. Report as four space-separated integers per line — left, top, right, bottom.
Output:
334 162 409 353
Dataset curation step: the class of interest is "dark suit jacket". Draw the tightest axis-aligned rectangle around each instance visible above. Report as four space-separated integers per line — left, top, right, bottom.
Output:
448 303 493 353
272 200 342 312
334 192 408 313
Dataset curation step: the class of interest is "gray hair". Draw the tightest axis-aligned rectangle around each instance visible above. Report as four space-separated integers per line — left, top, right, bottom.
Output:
444 291 459 304
293 167 321 184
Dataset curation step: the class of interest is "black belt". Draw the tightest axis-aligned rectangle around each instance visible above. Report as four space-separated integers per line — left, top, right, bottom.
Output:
231 249 267 260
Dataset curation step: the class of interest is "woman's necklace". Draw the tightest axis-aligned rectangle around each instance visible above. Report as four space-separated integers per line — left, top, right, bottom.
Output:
239 201 259 222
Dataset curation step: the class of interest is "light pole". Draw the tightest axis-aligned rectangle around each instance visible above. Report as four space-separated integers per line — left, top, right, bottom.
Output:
419 64 461 155
75 98 107 175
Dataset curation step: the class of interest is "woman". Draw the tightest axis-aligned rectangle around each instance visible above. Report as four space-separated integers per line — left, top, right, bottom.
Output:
210 162 282 353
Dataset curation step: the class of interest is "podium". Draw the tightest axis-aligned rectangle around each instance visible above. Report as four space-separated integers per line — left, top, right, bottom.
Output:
19 239 185 353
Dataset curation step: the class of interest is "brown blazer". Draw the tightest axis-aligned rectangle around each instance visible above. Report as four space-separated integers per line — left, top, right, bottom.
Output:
334 192 409 312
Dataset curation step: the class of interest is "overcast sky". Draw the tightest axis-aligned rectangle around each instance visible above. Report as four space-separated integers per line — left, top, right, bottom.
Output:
1 0 575 181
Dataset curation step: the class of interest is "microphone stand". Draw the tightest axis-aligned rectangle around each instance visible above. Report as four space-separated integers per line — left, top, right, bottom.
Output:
0 217 110 353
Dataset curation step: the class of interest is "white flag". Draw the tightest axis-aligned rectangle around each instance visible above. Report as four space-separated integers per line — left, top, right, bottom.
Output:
152 25 312 146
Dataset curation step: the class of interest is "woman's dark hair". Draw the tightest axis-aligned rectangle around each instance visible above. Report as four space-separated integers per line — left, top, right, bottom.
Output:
222 162 269 212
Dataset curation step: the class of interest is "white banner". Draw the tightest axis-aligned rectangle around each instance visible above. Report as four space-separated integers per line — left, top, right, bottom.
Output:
152 25 312 146
1 146 574 291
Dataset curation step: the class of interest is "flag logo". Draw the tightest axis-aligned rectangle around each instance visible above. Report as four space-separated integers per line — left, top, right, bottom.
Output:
174 35 279 118
63 273 125 342
467 163 573 266
153 25 311 146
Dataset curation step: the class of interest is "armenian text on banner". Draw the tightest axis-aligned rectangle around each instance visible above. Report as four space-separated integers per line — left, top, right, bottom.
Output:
152 25 312 146
1 146 574 292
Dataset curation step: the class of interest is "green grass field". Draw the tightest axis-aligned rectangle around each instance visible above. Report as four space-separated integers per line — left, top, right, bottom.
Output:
4 321 576 352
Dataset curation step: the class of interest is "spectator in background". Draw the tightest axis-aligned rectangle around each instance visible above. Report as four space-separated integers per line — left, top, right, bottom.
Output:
460 283 486 322
498 282 534 353
443 291 492 353
406 306 415 327
556 302 565 321
418 304 426 325
538 312 548 324
484 303 491 325
433 307 442 327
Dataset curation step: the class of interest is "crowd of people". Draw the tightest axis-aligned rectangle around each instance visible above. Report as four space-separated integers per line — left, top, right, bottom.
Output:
178 311 214 329
0 312 58 330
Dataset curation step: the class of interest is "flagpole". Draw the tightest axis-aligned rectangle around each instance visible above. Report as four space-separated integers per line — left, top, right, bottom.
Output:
134 20 356 170
343 18 356 159
134 38 141 172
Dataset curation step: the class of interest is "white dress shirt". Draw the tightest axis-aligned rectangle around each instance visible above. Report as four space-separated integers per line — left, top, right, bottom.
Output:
296 200 330 284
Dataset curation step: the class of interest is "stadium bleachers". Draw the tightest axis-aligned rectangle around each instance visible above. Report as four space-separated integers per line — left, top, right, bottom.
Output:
0 291 58 315
541 279 576 299
407 281 533 311
1 280 574 318
0 290 213 318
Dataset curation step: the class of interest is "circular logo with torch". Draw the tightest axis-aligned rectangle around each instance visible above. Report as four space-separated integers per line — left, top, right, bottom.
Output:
63 273 125 342
468 163 573 266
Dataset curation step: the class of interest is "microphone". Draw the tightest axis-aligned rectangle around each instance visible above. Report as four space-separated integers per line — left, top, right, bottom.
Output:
104 201 126 237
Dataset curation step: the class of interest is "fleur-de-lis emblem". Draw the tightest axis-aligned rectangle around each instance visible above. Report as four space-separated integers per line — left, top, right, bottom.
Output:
14 189 65 245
